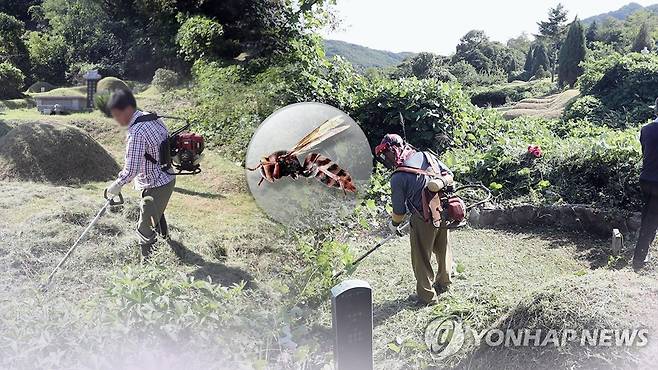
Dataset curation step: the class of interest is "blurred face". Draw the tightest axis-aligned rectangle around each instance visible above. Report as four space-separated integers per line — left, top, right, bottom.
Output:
380 149 399 169
111 106 136 127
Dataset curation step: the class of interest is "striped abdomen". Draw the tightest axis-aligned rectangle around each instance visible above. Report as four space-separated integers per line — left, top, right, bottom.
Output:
302 153 356 193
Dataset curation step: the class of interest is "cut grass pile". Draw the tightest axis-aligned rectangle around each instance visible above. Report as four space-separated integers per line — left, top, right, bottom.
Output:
0 122 119 184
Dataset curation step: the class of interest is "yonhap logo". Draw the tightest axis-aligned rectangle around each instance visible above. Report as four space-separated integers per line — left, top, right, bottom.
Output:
424 315 470 360
425 316 650 361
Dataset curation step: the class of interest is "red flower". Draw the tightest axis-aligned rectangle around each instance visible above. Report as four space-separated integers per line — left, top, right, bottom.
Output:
527 144 543 158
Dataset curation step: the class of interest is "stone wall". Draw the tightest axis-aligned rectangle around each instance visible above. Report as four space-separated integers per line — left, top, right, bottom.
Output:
468 204 642 239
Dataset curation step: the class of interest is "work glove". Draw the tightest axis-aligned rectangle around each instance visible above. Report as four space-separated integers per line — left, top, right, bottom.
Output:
388 220 405 236
105 180 123 198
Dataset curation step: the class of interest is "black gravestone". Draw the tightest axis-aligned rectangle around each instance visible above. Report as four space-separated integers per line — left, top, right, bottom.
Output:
331 279 373 370
83 70 101 109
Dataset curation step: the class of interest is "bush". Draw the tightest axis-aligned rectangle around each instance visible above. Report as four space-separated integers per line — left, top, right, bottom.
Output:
578 52 658 126
355 78 482 153
0 62 24 99
97 76 129 93
152 68 181 89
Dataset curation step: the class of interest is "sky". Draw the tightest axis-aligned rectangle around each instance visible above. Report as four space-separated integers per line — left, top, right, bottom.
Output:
322 0 658 54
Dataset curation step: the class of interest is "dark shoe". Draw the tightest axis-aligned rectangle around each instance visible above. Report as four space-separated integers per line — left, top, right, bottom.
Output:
433 282 451 296
140 244 154 263
407 294 438 307
155 214 170 240
633 252 651 270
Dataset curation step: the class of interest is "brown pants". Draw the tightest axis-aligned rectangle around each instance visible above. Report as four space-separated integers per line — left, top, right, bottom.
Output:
137 179 175 256
410 214 452 304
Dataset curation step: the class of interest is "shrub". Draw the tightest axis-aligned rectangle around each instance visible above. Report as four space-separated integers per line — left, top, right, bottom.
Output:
152 68 181 89
0 62 24 99
578 52 658 126
94 92 111 117
176 15 224 61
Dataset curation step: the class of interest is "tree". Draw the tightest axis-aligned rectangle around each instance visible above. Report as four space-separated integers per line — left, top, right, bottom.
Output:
507 32 532 54
524 45 535 72
585 21 600 48
632 23 654 52
558 19 587 88
0 12 30 77
176 16 225 61
454 29 524 75
536 4 568 82
531 43 550 77
392 52 455 82
0 62 25 98
26 31 68 84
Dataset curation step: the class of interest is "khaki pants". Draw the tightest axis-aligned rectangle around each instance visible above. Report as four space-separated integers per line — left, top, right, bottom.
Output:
410 213 452 304
137 179 175 256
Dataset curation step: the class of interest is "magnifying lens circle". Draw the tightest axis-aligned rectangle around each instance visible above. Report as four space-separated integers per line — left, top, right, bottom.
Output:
245 102 373 228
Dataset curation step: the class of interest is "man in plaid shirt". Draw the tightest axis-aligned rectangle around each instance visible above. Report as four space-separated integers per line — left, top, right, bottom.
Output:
105 89 176 260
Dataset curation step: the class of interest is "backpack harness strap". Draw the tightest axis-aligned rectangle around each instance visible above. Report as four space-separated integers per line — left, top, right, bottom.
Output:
132 113 162 165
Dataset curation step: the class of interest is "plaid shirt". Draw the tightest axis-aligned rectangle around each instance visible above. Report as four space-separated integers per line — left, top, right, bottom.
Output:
116 111 175 190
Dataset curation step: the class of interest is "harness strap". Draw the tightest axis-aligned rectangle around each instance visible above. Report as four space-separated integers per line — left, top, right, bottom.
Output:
132 113 163 165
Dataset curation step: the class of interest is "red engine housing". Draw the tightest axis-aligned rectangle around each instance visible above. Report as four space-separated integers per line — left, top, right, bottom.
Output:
176 132 204 154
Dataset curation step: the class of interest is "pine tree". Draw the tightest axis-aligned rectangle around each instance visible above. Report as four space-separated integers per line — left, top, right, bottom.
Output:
536 4 568 82
531 43 550 77
585 21 599 48
558 19 587 88
524 45 535 72
632 23 654 52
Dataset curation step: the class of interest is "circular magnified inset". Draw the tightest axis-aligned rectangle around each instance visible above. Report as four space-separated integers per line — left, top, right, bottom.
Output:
245 102 372 228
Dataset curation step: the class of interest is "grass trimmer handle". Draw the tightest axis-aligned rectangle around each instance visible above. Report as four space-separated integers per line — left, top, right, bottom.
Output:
103 189 124 206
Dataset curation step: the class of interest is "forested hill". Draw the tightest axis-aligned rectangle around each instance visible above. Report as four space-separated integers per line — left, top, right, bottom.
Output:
323 39 415 70
583 2 658 24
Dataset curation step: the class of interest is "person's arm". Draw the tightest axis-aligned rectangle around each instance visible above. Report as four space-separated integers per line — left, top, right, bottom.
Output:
116 130 146 186
390 174 407 225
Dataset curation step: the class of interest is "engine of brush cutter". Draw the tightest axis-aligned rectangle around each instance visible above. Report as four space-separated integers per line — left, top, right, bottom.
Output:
170 132 204 174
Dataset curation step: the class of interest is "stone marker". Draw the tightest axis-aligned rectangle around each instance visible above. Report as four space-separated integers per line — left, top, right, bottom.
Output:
331 279 373 370
83 70 102 109
611 228 623 255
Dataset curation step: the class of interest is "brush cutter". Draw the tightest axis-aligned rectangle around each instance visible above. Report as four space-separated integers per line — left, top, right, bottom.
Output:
41 190 124 291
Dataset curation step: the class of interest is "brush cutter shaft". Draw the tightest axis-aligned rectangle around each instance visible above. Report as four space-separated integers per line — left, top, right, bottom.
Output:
44 200 111 286
332 221 410 279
